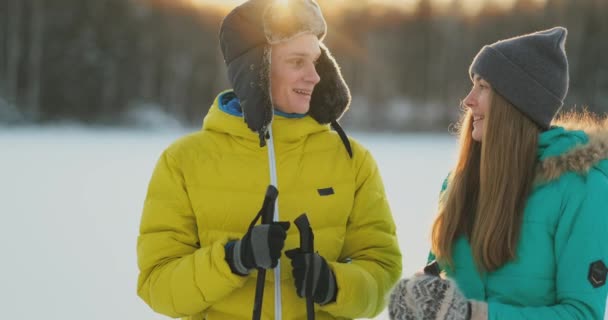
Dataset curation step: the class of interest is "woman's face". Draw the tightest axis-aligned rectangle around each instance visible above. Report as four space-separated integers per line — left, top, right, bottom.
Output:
463 75 493 142
270 33 321 114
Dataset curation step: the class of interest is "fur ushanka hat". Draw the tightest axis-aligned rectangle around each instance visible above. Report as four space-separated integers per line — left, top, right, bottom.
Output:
219 0 351 146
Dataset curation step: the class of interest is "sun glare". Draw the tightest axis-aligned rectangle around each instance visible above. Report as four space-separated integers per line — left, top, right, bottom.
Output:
274 0 291 11
186 0 547 15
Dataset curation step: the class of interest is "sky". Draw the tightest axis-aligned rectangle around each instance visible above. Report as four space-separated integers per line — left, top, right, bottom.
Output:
187 0 548 16
0 126 456 319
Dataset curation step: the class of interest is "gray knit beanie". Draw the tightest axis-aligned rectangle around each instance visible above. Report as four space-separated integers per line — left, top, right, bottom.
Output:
469 27 569 129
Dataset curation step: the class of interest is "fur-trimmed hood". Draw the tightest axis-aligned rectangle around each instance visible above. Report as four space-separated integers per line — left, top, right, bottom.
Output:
218 0 350 146
536 116 608 183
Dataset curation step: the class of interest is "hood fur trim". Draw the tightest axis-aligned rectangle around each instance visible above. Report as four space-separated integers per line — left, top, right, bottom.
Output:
263 0 326 45
536 114 608 182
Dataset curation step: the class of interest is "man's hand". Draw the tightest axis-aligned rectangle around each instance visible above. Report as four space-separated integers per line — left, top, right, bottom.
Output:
225 221 290 275
285 249 337 305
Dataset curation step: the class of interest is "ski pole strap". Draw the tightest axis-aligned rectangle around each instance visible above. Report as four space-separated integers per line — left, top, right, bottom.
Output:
331 120 353 158
248 185 279 231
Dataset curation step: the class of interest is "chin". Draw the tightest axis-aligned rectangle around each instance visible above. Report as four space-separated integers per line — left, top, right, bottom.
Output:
288 101 311 114
296 105 311 114
471 128 482 142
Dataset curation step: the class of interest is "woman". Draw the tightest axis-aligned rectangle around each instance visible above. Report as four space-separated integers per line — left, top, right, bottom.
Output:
136 1 402 319
389 27 608 320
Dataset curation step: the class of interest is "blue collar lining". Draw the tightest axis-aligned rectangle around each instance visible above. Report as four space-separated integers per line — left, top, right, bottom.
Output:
218 91 307 119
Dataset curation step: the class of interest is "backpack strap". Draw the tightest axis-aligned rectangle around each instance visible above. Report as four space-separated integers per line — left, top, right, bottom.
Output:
331 120 353 159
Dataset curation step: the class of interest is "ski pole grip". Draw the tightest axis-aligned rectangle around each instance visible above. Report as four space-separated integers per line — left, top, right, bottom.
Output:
261 185 278 224
294 214 314 253
424 260 441 277
295 213 316 319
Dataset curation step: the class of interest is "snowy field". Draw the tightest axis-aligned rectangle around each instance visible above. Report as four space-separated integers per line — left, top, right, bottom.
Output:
0 126 457 320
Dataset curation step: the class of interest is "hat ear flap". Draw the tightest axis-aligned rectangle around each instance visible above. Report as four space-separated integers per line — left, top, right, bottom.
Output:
309 44 351 124
228 45 273 137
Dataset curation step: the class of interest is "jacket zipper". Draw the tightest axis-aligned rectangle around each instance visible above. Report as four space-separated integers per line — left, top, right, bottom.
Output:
266 125 282 320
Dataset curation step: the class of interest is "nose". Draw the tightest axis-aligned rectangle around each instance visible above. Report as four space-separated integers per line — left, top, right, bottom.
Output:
305 63 321 85
463 88 476 109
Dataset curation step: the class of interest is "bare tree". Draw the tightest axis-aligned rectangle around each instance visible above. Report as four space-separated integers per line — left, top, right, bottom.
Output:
24 0 45 119
6 0 22 107
0 0 6 97
137 29 159 102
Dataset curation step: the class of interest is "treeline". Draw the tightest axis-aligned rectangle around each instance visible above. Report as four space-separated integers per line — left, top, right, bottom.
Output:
0 0 606 130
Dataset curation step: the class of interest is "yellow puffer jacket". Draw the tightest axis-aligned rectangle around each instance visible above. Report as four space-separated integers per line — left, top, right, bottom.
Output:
137 91 402 320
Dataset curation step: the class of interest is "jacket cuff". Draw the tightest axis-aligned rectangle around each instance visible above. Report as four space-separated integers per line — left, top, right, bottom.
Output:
317 267 337 305
469 300 488 320
224 240 250 276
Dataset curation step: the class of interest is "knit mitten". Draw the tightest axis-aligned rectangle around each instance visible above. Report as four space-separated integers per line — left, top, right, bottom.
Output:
389 278 418 320
389 275 488 320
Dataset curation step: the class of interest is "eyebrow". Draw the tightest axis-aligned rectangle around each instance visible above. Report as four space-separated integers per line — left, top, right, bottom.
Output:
285 52 322 59
473 75 490 85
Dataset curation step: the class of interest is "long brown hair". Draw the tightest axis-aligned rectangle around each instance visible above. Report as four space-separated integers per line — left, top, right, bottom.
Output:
431 91 540 272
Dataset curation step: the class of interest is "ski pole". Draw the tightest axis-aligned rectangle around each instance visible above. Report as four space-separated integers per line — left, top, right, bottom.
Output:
424 260 441 277
294 213 315 320
252 185 279 320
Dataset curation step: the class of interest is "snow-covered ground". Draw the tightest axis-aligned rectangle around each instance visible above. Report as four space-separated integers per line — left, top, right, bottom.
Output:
0 126 457 320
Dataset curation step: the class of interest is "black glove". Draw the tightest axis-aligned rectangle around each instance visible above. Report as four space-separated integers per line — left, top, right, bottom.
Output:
285 249 337 305
388 274 487 320
225 221 290 276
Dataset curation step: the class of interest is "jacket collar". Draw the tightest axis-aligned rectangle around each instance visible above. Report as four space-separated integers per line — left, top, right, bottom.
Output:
202 90 329 147
536 117 608 182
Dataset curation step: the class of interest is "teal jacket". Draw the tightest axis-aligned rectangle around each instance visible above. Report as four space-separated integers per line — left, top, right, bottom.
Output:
434 124 608 320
